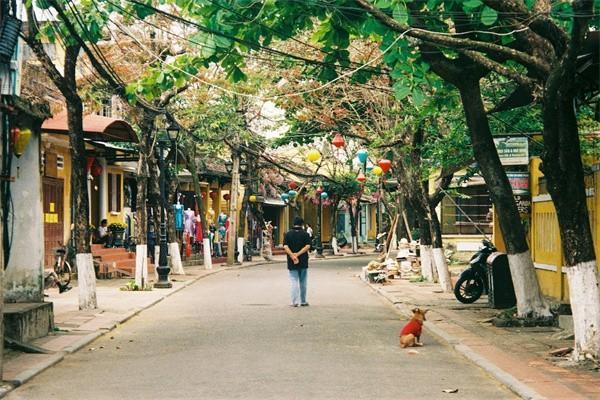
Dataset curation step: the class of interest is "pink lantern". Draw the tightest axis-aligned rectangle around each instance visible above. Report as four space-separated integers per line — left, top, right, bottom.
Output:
356 171 366 183
331 132 345 148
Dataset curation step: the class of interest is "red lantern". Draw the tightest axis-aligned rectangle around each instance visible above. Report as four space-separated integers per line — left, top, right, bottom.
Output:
356 171 366 183
86 157 95 173
316 186 324 194
223 193 231 201
332 132 345 148
10 127 20 148
378 159 392 173
209 191 218 199
288 181 298 190
91 162 103 177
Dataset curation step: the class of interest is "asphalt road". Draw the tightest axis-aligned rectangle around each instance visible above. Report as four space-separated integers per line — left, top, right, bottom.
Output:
7 257 517 400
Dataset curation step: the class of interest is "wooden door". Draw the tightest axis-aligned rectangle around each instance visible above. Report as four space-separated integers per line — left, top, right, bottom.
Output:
43 177 64 268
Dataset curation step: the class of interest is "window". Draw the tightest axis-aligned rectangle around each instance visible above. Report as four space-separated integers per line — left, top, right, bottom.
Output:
441 185 493 235
108 173 122 212
56 155 64 169
101 98 112 118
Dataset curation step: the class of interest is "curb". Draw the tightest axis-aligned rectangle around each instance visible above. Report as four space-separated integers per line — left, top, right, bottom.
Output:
365 281 547 400
9 352 65 388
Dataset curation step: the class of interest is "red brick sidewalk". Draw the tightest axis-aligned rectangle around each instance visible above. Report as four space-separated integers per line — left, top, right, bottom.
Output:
368 278 600 400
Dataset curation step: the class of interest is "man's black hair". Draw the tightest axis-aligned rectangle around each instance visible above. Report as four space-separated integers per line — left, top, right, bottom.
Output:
293 217 304 226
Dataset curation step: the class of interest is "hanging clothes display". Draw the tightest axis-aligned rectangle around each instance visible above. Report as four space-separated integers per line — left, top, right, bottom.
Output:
195 215 203 242
174 203 184 231
184 208 195 238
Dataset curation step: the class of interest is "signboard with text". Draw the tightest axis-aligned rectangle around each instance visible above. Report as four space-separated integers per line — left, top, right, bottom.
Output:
494 137 529 165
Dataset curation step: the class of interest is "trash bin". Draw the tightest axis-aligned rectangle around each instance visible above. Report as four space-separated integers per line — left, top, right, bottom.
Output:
486 252 517 309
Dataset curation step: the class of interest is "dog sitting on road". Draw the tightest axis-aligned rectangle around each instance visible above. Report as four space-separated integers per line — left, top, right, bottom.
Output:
399 308 429 348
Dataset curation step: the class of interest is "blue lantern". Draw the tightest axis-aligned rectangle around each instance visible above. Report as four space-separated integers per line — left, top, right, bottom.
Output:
281 193 290 201
356 149 368 164
288 189 297 197
320 191 328 199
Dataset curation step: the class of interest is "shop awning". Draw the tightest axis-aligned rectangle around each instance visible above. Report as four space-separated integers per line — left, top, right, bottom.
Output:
41 112 138 143
264 198 286 207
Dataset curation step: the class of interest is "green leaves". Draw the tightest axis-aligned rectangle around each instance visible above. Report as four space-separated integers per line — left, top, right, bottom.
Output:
392 2 408 25
480 6 498 26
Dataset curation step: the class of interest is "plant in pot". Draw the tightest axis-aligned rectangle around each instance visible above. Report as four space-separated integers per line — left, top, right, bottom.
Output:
108 222 127 247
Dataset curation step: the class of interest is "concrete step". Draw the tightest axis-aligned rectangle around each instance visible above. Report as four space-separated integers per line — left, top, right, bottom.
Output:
3 303 54 342
92 247 130 257
98 252 135 263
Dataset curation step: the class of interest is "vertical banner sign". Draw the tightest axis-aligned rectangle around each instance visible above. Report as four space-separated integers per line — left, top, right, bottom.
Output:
507 172 531 215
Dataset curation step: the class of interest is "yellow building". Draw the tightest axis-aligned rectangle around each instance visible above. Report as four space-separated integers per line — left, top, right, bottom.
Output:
40 112 137 266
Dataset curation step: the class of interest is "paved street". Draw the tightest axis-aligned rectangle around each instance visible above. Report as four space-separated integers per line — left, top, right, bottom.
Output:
6 257 516 400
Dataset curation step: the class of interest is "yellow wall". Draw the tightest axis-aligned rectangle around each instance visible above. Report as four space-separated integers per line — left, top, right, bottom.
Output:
368 204 377 240
54 147 72 244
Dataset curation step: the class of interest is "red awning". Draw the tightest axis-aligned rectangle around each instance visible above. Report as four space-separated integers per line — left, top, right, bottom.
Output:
41 112 138 143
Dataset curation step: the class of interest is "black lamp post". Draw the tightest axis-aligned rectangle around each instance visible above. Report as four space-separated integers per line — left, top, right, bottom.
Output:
315 187 326 258
154 122 180 289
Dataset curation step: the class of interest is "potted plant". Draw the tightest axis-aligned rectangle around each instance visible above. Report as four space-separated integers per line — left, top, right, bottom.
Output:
108 222 127 247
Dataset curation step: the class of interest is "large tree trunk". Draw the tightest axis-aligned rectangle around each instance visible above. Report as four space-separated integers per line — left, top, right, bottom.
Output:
66 98 97 310
459 79 550 318
541 10 599 359
348 201 359 253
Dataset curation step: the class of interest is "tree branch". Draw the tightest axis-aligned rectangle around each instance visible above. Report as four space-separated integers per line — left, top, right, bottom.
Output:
354 0 551 74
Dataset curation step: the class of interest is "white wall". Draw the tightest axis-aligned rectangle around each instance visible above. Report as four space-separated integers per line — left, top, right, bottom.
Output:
5 133 44 302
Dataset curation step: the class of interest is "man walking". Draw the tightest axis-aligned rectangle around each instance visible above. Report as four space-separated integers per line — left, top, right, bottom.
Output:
283 217 312 307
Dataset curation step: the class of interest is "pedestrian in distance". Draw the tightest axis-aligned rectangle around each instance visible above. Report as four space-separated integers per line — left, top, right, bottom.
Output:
284 217 312 307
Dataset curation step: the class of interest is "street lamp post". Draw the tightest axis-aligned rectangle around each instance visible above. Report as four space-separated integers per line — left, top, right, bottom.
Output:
154 122 179 289
315 187 325 258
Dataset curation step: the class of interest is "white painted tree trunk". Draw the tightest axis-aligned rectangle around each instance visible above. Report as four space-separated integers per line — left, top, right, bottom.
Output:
565 260 600 360
262 236 273 261
432 247 453 292
154 247 161 280
331 237 341 255
351 236 358 254
237 237 244 264
203 238 212 270
169 242 185 275
507 251 551 317
135 244 148 288
76 253 97 310
420 245 434 282
389 233 398 251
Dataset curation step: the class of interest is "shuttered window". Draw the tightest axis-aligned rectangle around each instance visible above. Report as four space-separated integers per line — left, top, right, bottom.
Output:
108 173 122 212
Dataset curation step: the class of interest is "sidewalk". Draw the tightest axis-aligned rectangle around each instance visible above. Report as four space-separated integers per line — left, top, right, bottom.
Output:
1 256 287 397
366 277 600 400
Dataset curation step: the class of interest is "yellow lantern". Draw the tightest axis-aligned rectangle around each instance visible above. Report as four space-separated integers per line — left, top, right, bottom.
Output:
14 128 32 158
372 166 383 176
306 149 321 163
249 195 257 203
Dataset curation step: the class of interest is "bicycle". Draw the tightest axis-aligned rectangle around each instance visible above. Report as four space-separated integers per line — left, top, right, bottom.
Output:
53 244 72 287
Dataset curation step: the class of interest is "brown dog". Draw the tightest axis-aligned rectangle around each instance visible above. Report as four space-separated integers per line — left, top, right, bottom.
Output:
399 308 429 348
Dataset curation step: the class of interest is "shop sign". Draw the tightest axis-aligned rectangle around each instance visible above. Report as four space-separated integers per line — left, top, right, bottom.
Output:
494 137 529 165
507 172 530 195
514 195 531 215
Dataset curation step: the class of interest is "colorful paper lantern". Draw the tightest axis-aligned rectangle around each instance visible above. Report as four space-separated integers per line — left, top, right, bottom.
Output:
281 193 290 201
288 181 298 190
320 191 328 199
316 186 324 194
209 191 218 199
288 190 297 197
223 193 231 201
356 171 366 183
249 195 257 203
378 159 392 173
331 133 345 148
306 149 321 163
356 149 368 164
372 166 383 176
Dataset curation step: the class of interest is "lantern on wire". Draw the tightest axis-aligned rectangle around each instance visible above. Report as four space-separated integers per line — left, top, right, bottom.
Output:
280 193 290 202
288 189 297 197
11 127 33 158
320 191 329 200
371 166 383 176
356 171 366 183
316 186 324 194
356 149 368 165
378 159 392 173
288 181 298 190
209 191 218 200
223 193 231 201
306 149 321 163
331 132 345 149
249 195 257 203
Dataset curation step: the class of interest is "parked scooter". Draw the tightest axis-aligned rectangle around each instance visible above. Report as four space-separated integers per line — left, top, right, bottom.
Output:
453 239 496 303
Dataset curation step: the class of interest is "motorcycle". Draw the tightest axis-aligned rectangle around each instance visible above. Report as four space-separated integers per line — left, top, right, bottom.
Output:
454 239 496 304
